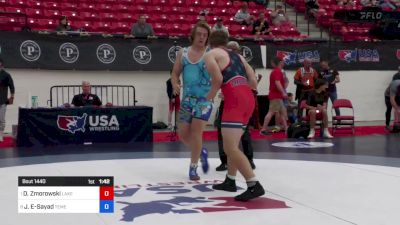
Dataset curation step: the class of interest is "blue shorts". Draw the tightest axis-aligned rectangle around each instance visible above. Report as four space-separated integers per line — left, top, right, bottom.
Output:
179 96 213 123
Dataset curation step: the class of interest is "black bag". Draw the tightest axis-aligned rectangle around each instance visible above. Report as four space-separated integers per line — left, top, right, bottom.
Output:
287 121 310 138
152 121 167 129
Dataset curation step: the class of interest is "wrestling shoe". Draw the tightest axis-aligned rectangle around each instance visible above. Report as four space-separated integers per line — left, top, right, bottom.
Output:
189 165 200 181
212 176 237 192
200 147 209 173
234 181 265 202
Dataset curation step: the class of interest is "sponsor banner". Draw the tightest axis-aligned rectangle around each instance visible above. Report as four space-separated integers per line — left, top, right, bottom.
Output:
0 31 263 70
267 43 328 70
267 41 400 70
329 42 400 70
16 106 153 147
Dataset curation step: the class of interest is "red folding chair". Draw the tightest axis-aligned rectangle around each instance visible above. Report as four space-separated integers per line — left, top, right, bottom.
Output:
332 99 355 134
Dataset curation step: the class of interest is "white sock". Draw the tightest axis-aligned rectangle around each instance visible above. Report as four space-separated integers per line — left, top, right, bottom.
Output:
227 174 236 180
246 177 258 187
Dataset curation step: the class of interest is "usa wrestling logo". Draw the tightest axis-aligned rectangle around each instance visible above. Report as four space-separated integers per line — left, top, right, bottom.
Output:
57 114 87 134
338 50 357 63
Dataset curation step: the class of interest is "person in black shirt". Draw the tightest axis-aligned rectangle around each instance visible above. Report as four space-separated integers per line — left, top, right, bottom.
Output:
318 60 340 116
305 79 333 139
252 13 270 35
384 66 400 130
56 16 72 32
71 81 102 107
0 58 15 142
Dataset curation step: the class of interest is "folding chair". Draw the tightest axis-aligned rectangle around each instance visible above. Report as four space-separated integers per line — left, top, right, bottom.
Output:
332 99 355 134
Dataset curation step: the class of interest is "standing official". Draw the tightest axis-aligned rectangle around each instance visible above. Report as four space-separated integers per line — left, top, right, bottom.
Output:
0 58 15 142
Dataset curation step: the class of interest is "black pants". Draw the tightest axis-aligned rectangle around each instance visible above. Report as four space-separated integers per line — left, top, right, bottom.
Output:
217 101 253 164
385 96 392 126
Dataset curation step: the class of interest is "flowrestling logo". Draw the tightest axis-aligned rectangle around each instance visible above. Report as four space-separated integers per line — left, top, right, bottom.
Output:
114 180 289 222
57 114 119 133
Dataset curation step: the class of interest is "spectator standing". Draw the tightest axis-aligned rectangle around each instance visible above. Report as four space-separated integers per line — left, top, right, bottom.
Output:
294 58 319 117
318 60 340 116
260 57 288 135
389 79 400 131
384 66 400 130
131 15 155 38
0 58 15 142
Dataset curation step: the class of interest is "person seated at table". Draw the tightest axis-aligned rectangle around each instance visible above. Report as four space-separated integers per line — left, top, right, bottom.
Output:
71 81 102 107
56 16 72 32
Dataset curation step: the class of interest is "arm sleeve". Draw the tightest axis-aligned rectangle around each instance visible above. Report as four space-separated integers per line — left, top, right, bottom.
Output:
71 95 78 105
94 95 102 106
8 74 15 94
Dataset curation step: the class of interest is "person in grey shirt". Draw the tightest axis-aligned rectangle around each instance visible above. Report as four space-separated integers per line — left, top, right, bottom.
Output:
131 15 155 38
212 18 229 36
0 58 15 142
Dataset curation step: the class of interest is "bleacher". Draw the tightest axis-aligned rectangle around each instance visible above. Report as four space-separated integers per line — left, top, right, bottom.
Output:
286 0 400 41
0 0 303 38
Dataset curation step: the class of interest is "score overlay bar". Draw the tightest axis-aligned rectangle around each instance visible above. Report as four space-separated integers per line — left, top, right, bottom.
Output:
18 176 114 214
